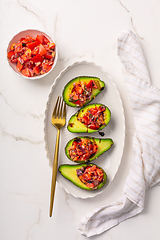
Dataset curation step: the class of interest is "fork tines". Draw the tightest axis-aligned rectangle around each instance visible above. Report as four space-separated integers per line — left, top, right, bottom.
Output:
53 96 66 119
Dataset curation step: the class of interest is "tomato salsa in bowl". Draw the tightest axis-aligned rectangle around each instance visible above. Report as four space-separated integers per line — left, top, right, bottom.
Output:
7 29 58 80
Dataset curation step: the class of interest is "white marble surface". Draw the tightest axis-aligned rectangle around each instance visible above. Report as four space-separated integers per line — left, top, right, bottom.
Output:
1 0 160 239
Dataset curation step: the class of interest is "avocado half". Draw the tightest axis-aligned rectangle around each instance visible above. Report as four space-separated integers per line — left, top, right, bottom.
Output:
62 76 105 107
65 136 114 163
58 163 107 191
67 103 111 133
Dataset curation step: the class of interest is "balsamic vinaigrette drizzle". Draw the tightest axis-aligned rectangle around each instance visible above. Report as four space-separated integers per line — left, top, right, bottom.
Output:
98 131 105 137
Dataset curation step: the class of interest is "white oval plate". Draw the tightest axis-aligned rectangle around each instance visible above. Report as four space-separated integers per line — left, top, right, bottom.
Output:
44 61 125 199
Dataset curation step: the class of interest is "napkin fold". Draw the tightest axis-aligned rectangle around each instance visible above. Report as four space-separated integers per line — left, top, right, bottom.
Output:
78 30 160 237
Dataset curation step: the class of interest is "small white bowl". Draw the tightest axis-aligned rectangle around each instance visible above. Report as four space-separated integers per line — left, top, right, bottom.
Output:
7 29 58 80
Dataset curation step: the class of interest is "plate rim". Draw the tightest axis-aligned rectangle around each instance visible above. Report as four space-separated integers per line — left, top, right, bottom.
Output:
44 60 125 198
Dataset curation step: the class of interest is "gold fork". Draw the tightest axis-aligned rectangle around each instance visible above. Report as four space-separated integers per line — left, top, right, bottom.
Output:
49 96 66 217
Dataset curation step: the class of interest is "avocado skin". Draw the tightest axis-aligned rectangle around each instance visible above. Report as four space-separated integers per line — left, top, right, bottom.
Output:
65 136 114 163
67 103 111 133
62 76 105 107
58 163 107 191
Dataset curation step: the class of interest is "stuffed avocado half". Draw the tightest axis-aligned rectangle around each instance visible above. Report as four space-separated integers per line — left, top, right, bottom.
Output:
65 136 114 163
58 163 107 191
63 76 105 107
67 103 111 133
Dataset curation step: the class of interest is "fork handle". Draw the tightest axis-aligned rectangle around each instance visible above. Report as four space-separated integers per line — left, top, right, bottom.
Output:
49 128 60 217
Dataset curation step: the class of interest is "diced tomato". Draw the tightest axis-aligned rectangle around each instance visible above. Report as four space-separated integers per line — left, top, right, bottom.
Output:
11 56 18 63
25 49 32 58
77 149 83 156
90 107 98 115
78 105 106 130
48 60 54 65
77 163 105 189
20 38 25 42
27 41 39 50
48 42 55 50
79 175 86 183
24 60 34 69
36 35 43 44
7 51 15 59
88 123 99 130
44 52 53 59
69 138 98 162
23 36 36 43
74 141 79 147
73 100 81 105
93 144 98 153
42 35 50 44
21 54 28 62
86 183 95 189
84 167 91 173
69 79 98 106
15 43 23 53
10 43 15 50
32 47 39 55
39 44 47 56
28 68 34 77
33 66 40 74
16 59 23 72
90 165 97 172
31 54 43 63
83 173 91 181
22 68 31 77
7 34 56 77
42 63 52 72
97 168 103 176
19 57 24 65
88 144 93 151
86 80 93 89
81 115 89 124
75 85 83 94
73 156 79 161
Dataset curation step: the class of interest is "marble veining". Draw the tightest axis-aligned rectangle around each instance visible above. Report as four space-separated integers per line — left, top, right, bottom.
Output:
26 206 42 240
2 128 43 144
1 93 43 119
17 0 47 31
117 0 144 40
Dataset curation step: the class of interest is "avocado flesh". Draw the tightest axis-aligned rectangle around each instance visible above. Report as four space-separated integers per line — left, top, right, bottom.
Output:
65 137 114 163
67 103 111 133
58 163 107 191
63 76 105 107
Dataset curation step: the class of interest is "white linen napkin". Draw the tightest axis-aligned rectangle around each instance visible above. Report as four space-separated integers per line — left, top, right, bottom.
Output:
78 30 160 237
